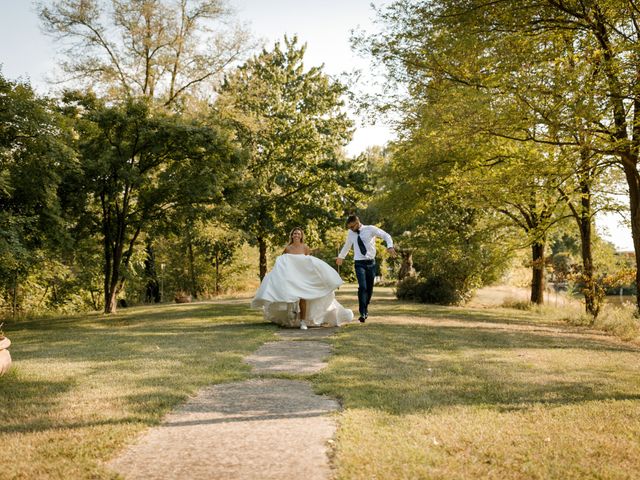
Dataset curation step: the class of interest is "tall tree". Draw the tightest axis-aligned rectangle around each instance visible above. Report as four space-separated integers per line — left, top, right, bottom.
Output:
530 1 640 312
356 0 627 311
62 93 242 313
39 0 253 107
40 0 255 306
0 74 74 313
216 36 367 279
376 110 563 304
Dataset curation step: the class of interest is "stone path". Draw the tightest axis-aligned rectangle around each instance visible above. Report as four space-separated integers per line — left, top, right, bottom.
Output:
108 327 340 480
245 341 332 374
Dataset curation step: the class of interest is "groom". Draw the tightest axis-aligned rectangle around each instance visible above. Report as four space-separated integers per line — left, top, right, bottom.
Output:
336 215 396 323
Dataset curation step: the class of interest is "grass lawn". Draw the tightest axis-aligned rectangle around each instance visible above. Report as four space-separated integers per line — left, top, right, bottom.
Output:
2 285 640 479
0 297 274 479
319 286 640 480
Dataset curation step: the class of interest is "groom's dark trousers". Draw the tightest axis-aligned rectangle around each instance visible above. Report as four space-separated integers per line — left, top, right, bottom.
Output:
355 259 376 317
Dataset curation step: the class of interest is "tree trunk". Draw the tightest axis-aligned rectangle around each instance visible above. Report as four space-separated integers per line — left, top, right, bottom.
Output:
103 213 113 312
103 232 124 314
215 255 220 296
104 252 122 314
577 178 600 318
101 192 118 314
591 12 640 312
622 162 640 312
105 288 117 314
258 237 267 281
187 228 198 299
90 290 99 310
530 241 545 304
144 240 160 303
11 272 18 318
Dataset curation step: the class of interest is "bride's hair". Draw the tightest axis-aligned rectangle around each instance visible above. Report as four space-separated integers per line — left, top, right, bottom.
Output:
288 227 305 245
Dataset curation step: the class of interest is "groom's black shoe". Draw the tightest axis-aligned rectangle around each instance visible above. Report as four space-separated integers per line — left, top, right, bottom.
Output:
358 315 366 323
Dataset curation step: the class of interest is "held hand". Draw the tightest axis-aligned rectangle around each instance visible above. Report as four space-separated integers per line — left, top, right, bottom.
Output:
387 247 397 258
335 257 344 266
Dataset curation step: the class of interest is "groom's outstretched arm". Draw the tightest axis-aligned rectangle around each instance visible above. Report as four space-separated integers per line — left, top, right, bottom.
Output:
371 226 393 247
372 226 397 257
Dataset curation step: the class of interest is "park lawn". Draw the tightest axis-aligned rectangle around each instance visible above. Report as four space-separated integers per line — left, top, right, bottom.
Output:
2 285 640 479
318 286 640 479
0 298 275 479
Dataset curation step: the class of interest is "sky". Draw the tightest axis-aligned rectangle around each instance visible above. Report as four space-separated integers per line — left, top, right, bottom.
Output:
0 0 633 251
0 0 393 155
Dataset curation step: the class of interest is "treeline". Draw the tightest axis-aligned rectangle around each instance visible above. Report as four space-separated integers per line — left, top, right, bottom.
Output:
354 0 638 318
4 1 639 321
1 0 369 316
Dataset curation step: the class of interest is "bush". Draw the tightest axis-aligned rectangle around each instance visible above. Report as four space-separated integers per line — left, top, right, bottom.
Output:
501 298 533 310
593 305 640 341
395 275 470 305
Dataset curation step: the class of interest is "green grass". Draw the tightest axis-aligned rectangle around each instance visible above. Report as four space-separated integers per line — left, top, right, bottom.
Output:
318 286 640 479
0 298 275 479
3 285 640 479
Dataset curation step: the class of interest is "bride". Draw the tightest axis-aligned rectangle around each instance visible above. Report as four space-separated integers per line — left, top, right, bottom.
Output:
251 227 354 329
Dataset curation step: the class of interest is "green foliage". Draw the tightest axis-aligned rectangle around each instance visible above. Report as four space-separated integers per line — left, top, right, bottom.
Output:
355 0 634 309
0 73 76 314
60 93 243 311
216 36 368 276
395 275 462 305
549 228 636 298
122 226 257 304
402 198 511 304
366 130 514 303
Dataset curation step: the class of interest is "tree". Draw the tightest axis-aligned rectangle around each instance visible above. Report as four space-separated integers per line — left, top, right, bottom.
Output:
359 62 569 303
198 231 239 296
62 93 242 313
355 0 628 311
373 125 528 304
39 0 253 107
0 73 74 315
39 0 256 309
216 36 368 279
528 1 640 312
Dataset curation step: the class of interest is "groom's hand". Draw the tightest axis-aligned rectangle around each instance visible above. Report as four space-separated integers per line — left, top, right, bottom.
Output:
387 247 397 257
336 257 344 266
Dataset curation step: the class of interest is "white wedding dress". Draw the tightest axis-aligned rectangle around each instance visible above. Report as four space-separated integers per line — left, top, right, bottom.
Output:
251 254 354 328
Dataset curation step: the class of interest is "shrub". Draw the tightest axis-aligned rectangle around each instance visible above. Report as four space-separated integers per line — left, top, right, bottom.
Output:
395 275 470 305
501 298 533 310
593 304 640 341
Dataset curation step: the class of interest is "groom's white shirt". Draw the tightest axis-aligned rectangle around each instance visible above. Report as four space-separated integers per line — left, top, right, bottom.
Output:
338 225 394 261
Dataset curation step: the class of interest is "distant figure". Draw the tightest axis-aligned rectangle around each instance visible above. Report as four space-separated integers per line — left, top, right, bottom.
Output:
336 215 396 323
252 227 353 329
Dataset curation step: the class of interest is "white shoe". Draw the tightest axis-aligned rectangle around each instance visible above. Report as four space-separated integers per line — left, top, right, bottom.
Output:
300 321 308 330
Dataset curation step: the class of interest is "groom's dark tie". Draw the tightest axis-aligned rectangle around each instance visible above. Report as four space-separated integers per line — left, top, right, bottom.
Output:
355 229 367 255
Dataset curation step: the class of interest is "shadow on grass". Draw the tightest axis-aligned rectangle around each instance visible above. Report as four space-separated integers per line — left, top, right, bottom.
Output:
0 373 76 433
336 285 562 328
316 323 640 415
0 302 277 436
12 322 273 363
0 413 151 435
9 302 259 331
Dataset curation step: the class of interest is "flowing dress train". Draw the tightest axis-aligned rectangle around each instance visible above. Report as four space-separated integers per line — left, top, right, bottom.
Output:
251 254 354 327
